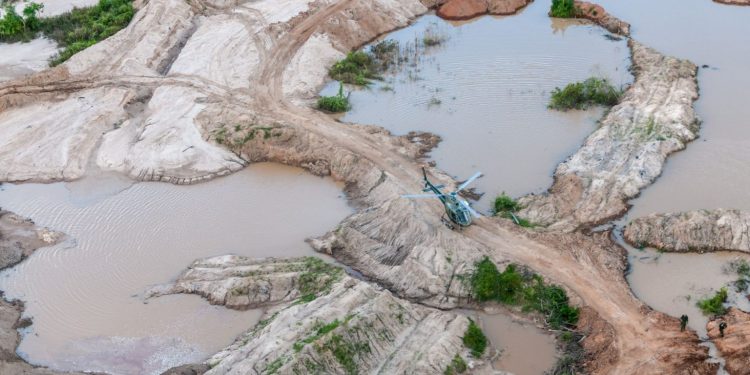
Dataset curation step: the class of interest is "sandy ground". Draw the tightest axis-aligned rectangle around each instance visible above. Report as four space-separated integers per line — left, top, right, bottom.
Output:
0 0 729 373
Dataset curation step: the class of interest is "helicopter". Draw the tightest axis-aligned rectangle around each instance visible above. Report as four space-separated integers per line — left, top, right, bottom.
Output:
402 168 482 229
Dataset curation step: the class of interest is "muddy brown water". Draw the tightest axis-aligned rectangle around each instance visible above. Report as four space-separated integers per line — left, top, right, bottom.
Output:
595 0 750 344
0 163 351 374
321 2 631 211
474 311 558 375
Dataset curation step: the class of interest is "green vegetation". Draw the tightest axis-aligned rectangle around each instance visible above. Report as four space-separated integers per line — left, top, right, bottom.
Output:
550 0 576 18
493 194 536 228
469 257 580 329
462 319 487 358
0 2 43 42
265 356 287 374
0 0 134 65
729 259 750 292
294 319 342 352
696 287 728 316
548 77 622 111
297 257 344 298
317 82 350 113
443 354 467 375
329 51 379 85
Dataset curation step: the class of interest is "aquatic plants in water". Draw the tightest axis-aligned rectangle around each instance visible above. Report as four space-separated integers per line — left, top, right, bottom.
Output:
317 82 350 113
548 77 622 110
696 287 728 316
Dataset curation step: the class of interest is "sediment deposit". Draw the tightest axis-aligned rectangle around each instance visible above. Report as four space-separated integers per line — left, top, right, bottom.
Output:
707 308 750 375
150 256 488 374
435 0 533 20
624 209 750 253
518 40 700 232
573 1 630 36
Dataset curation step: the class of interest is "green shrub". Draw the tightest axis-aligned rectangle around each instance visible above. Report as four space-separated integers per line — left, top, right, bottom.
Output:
468 257 580 329
462 319 487 358
329 51 379 85
41 0 135 65
443 354 467 375
549 77 622 111
494 193 519 214
550 0 576 18
317 82 350 113
0 3 42 42
696 288 728 316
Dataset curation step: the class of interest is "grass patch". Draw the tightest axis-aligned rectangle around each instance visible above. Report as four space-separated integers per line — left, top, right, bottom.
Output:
297 257 344 297
696 287 728 316
462 319 487 358
550 0 576 18
548 77 622 111
265 356 287 374
318 82 350 113
469 257 579 329
294 319 342 352
443 354 467 375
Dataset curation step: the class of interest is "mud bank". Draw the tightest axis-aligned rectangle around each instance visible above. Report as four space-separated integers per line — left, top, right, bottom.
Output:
572 1 630 36
0 210 63 270
435 0 532 20
518 40 699 232
707 308 750 375
0 212 79 375
149 256 489 374
713 0 750 5
624 209 750 253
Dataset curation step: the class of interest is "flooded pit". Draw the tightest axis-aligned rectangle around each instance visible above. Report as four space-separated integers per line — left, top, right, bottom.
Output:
0 163 351 374
321 2 631 211
589 0 750 344
473 311 558 375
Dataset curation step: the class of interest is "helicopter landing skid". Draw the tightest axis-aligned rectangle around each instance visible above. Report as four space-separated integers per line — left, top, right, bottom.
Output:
441 215 459 231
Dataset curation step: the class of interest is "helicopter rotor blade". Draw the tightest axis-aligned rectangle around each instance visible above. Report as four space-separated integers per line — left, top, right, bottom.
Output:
401 194 445 199
456 172 482 192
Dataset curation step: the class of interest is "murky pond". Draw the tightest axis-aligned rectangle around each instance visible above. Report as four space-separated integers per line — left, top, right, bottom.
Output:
473 311 558 375
322 2 631 211
0 163 351 374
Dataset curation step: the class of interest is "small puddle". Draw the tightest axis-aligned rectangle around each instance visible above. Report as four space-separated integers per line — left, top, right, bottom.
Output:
471 311 558 375
0 38 58 82
0 163 352 374
321 2 631 211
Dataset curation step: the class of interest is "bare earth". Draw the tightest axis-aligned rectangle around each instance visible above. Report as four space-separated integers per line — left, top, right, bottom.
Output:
707 308 750 375
0 0 727 373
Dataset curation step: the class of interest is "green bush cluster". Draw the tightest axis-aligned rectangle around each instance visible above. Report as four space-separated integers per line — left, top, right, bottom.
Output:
469 257 580 329
548 77 622 111
0 2 43 42
329 51 379 85
550 0 576 18
493 194 535 228
696 287 728 316
0 0 134 65
317 82 350 113
443 354 467 375
462 319 487 358
729 259 750 292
